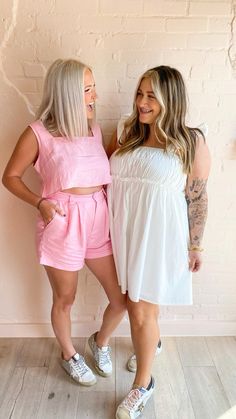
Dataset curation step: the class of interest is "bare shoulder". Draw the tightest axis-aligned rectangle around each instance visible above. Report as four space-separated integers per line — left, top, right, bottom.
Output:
11 126 39 158
18 125 38 145
191 132 211 179
3 126 39 179
195 131 209 154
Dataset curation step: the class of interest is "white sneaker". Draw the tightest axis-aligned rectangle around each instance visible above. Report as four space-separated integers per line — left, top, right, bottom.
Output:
127 340 162 373
61 352 96 386
116 377 155 419
88 332 112 377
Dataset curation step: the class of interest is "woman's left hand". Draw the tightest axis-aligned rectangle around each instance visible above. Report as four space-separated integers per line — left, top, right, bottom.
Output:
188 250 203 272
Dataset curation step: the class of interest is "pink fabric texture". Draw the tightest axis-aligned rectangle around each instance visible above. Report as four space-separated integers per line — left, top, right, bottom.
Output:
36 190 112 271
30 120 112 197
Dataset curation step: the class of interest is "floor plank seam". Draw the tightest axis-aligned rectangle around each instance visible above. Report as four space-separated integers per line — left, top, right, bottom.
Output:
175 337 197 419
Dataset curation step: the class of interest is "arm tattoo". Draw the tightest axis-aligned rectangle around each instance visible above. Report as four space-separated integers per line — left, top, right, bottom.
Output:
185 178 208 247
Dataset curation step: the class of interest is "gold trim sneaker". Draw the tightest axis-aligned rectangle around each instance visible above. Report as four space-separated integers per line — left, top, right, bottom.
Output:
127 340 162 373
116 376 155 419
88 332 112 377
61 352 96 386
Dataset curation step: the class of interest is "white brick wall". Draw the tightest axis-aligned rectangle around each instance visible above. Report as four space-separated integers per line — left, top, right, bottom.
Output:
189 2 231 16
0 0 235 337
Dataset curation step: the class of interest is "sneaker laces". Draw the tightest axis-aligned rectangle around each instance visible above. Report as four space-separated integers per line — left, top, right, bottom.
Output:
72 356 89 377
121 388 143 411
96 346 111 367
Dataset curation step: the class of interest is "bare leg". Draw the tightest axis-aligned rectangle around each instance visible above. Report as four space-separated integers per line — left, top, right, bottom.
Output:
127 297 160 388
86 254 127 346
45 266 78 360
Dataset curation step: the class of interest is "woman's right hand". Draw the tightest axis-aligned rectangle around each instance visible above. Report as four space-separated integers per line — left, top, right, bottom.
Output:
188 250 203 272
38 199 65 226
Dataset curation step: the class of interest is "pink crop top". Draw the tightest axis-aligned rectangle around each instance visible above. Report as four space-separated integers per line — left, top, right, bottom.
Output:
30 120 111 197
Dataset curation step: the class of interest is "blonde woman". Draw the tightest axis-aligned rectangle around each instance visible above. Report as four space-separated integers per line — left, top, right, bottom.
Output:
107 66 211 418
2 59 126 386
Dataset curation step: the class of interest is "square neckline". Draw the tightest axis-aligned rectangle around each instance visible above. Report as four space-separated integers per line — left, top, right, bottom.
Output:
38 120 95 140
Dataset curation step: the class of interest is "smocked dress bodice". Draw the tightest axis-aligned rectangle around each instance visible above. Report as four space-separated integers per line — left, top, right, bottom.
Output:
110 146 186 191
107 146 192 305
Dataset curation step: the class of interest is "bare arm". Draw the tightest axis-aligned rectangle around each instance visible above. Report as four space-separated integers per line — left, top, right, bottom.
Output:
185 136 211 271
2 127 41 207
2 127 64 224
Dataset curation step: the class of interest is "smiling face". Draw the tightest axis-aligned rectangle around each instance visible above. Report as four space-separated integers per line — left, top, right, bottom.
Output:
136 77 161 126
84 68 97 120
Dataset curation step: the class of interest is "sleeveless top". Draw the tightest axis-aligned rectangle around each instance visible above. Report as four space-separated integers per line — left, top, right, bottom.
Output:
107 147 191 305
30 120 111 196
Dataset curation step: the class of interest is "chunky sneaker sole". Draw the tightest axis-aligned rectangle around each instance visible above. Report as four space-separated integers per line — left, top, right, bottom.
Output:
61 352 96 386
127 340 162 373
116 376 155 419
88 332 112 377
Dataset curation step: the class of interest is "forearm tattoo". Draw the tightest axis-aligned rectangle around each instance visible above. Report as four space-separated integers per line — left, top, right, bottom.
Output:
185 178 208 247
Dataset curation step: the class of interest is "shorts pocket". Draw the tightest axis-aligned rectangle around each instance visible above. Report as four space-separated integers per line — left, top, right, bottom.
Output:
43 212 58 231
36 199 60 231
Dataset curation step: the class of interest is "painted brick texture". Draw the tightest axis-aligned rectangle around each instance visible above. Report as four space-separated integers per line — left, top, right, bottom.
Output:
0 0 235 336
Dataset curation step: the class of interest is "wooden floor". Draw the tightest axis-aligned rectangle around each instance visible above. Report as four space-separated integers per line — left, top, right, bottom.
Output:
0 337 236 419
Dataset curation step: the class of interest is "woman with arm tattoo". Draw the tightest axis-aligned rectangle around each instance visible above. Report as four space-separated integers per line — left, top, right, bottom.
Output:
107 66 211 419
185 139 210 272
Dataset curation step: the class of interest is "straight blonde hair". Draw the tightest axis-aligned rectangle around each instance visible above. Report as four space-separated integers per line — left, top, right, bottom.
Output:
36 58 92 139
117 66 204 174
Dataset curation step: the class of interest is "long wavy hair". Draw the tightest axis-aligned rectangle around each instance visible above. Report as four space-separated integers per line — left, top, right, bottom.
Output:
36 58 92 139
117 66 204 174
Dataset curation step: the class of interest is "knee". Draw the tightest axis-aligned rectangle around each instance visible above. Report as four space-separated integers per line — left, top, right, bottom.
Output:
110 294 127 314
127 300 159 328
128 307 147 328
53 292 76 312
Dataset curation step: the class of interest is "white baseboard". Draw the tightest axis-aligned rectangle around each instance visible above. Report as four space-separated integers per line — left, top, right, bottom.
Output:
0 320 235 337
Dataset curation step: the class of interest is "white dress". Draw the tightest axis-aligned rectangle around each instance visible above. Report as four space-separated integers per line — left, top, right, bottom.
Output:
107 146 192 305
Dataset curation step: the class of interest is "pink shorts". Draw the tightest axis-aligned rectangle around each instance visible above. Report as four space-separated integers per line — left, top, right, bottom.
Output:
36 189 112 271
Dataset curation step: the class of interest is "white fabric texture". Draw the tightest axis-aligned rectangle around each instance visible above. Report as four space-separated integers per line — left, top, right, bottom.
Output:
107 146 192 305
